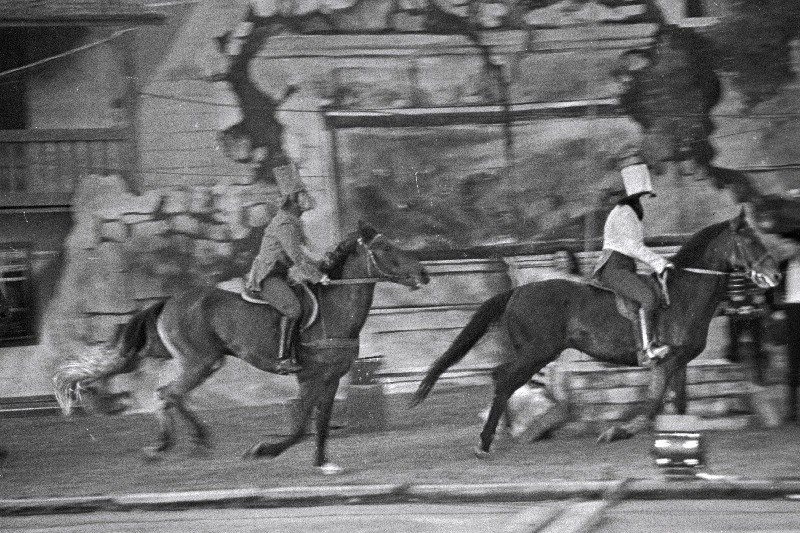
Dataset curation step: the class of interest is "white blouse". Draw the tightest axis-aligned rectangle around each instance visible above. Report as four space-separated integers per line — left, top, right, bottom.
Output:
601 204 669 274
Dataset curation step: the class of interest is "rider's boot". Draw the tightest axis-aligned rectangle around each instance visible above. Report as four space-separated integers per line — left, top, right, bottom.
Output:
275 316 301 375
638 308 669 366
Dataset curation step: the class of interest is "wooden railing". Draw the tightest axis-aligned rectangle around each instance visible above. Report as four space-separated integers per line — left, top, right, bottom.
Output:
0 128 130 207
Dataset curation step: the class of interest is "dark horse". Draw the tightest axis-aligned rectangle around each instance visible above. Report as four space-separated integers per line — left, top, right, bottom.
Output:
55 223 429 473
411 210 781 456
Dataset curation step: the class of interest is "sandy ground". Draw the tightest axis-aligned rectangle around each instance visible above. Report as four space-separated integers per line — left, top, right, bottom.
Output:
2 384 800 499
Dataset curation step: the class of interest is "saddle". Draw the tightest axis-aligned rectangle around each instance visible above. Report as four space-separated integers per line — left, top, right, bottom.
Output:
587 274 668 324
218 277 319 331
243 282 319 332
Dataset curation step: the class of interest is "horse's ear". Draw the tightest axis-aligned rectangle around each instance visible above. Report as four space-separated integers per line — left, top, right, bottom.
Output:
357 220 378 241
730 206 748 231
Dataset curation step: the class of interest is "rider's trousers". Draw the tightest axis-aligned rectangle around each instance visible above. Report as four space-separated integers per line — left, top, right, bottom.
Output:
596 251 659 313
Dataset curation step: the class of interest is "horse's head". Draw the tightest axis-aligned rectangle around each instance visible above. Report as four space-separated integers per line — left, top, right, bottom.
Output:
728 208 782 289
356 221 430 290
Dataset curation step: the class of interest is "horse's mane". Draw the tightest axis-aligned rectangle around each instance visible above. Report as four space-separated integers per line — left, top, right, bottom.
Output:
319 231 360 278
670 220 730 268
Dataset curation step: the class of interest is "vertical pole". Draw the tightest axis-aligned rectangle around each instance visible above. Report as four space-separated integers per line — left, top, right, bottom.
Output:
113 28 141 193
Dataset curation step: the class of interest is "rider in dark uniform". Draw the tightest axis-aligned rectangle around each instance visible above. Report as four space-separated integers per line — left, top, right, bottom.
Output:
244 162 329 374
594 154 673 366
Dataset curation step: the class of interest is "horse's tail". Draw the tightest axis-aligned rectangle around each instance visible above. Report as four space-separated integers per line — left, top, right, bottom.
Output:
410 289 513 407
54 300 167 415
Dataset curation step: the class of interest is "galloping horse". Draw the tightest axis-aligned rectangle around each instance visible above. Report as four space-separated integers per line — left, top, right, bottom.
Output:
412 210 781 456
55 222 429 473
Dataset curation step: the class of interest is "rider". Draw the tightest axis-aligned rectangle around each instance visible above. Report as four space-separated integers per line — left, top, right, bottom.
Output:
244 161 329 374
594 154 673 366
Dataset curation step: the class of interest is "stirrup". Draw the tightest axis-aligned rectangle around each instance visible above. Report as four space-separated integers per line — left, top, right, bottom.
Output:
275 358 302 375
640 343 669 366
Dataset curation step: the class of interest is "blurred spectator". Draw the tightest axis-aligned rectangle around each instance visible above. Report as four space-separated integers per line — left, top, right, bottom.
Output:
724 272 770 385
784 255 800 421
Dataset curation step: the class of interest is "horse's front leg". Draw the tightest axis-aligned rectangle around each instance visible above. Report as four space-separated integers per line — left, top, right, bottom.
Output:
244 378 321 459
313 378 344 475
598 357 681 443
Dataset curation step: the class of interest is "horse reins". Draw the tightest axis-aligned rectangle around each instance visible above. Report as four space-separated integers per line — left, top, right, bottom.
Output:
322 233 398 285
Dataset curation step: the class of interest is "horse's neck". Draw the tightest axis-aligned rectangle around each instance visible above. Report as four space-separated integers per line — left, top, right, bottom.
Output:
663 245 729 342
318 253 376 337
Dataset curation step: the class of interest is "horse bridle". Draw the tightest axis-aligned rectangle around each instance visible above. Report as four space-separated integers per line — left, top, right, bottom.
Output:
682 233 771 278
659 232 773 305
322 233 398 285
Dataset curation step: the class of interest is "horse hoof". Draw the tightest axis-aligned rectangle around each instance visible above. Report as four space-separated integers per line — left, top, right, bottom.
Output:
474 446 492 459
243 443 280 460
142 446 164 461
597 426 631 443
317 462 344 475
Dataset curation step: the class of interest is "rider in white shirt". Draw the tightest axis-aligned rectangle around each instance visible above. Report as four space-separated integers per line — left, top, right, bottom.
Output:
594 155 673 365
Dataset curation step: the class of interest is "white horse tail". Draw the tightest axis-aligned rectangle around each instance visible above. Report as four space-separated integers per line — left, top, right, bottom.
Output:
53 345 127 416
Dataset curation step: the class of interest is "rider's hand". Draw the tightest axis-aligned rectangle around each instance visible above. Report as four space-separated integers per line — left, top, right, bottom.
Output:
319 274 330 285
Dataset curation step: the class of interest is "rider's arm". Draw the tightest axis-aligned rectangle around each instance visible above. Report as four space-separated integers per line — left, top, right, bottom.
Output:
275 219 325 283
606 206 669 274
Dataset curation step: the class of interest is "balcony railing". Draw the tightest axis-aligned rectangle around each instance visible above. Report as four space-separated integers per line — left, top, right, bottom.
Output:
0 128 130 207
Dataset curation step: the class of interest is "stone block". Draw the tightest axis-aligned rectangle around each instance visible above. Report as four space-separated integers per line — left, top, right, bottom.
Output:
122 214 153 225
229 221 251 241
130 270 167 300
190 186 213 214
96 201 128 221
171 214 201 235
131 220 170 239
97 242 127 273
247 203 274 228
193 239 227 264
170 233 194 255
100 221 128 242
162 188 190 214
127 234 170 254
391 12 424 32
204 223 232 241
125 190 163 215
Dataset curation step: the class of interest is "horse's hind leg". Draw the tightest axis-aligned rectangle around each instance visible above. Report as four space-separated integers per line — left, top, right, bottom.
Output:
145 361 218 457
478 346 554 457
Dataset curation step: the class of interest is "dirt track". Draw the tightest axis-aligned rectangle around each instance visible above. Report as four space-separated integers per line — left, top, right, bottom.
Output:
3 385 800 499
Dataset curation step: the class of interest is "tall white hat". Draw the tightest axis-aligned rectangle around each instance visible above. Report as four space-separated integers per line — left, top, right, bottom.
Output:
619 155 655 198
